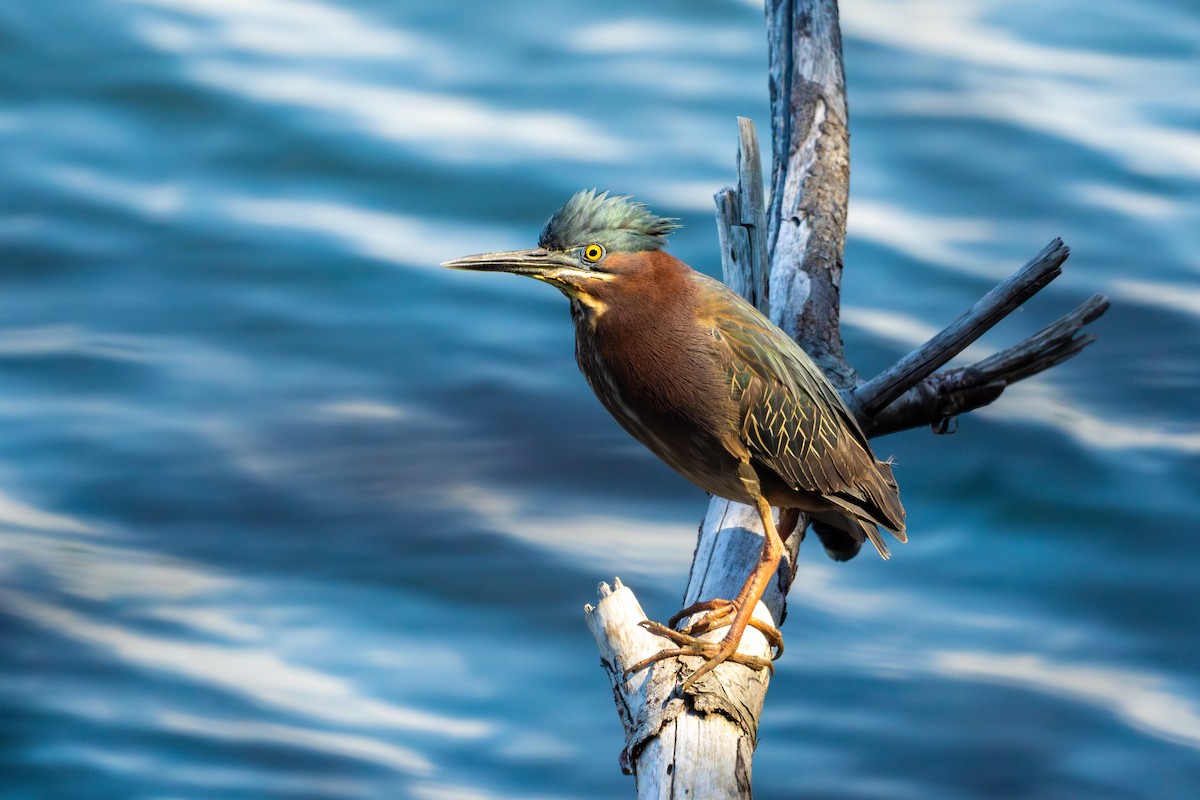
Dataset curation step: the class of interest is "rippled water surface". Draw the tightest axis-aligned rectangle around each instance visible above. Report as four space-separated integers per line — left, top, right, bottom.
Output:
2 1 1199 797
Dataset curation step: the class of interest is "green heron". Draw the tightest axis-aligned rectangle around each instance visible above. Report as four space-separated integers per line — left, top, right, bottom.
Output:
443 190 905 689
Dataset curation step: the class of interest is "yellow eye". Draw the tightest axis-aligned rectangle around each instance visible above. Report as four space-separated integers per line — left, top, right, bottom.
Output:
583 243 605 263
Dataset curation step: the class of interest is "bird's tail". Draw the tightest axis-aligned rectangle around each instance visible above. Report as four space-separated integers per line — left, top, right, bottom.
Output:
812 455 906 561
864 458 907 538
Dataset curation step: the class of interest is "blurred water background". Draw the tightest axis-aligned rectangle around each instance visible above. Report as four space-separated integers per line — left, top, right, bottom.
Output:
1 0 1199 797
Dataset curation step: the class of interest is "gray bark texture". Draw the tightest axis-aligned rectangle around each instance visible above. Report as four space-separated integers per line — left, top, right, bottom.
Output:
584 0 1108 796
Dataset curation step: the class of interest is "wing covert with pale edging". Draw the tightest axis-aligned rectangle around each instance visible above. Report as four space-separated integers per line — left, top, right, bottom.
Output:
701 280 904 533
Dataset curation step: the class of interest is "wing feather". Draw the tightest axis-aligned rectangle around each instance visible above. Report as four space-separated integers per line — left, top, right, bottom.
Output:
703 282 905 534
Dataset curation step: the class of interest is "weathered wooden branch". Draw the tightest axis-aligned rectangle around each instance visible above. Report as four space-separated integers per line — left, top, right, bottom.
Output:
585 0 1108 795
764 0 853 387
863 292 1111 437
850 238 1070 418
584 501 800 796
715 117 770 312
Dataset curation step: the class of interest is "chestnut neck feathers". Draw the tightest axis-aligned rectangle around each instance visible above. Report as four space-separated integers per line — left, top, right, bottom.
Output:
570 251 720 418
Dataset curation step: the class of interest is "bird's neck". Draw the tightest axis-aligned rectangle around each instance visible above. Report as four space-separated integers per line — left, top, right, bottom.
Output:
571 250 694 334
571 252 704 410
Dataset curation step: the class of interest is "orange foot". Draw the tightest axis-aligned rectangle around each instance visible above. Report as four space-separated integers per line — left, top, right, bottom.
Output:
624 600 784 692
669 598 784 658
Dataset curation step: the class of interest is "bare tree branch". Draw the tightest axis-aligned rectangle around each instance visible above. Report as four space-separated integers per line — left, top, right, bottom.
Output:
850 238 1071 419
765 0 854 386
864 293 1110 437
715 119 770 312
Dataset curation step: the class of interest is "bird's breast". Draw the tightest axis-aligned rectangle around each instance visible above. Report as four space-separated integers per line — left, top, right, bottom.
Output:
570 296 750 502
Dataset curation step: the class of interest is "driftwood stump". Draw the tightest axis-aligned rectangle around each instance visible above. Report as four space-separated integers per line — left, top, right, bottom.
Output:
585 0 1108 795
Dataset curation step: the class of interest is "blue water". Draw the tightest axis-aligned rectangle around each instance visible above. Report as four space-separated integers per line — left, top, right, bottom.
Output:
1 0 1198 797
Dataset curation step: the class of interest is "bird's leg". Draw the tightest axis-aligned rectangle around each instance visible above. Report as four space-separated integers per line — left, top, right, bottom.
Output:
678 494 784 688
666 501 792 652
624 495 785 691
668 505 796 643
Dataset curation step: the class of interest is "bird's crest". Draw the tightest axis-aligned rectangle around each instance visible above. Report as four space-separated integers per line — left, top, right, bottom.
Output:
539 190 680 253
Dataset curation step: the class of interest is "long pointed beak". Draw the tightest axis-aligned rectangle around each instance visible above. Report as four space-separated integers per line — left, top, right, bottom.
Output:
440 248 576 276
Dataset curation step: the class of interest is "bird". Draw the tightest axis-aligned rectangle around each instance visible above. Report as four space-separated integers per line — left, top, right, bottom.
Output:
442 190 905 690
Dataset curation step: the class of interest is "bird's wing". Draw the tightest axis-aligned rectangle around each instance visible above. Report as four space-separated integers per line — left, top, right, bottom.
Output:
718 312 866 495
703 283 904 532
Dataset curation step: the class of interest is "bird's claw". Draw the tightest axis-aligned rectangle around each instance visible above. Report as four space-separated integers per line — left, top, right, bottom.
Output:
623 633 775 690
667 598 736 633
622 603 784 691
669 599 784 658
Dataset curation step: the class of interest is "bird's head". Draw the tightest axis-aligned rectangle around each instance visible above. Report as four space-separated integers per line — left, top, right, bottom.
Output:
441 190 681 310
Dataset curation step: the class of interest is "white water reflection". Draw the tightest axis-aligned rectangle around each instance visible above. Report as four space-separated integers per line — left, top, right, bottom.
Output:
934 650 1200 752
1112 279 1200 319
0 533 229 601
52 166 185 219
841 305 987 363
567 18 758 56
123 0 422 60
843 0 1150 78
446 483 694 579
844 1 1200 180
142 606 264 640
319 400 410 421
994 382 1200 454
223 196 519 268
0 487 492 790
0 490 98 536
161 711 433 775
51 743 375 797
0 324 252 388
193 63 627 163
848 199 1006 279
644 179 731 213
2 587 488 736
1074 182 1180 221
124 0 629 164
894 79 1200 181
409 783 533 800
